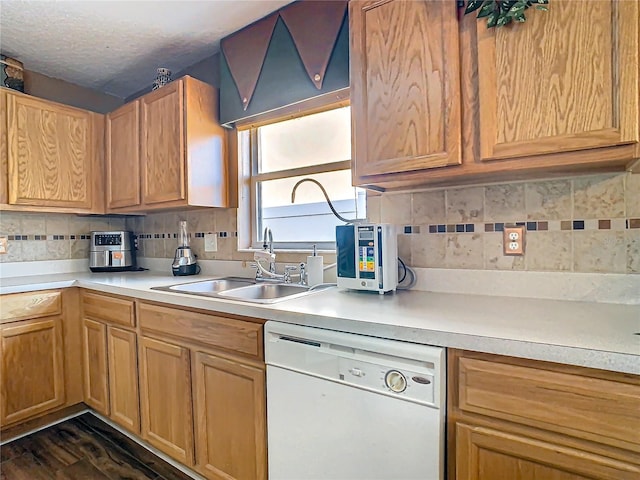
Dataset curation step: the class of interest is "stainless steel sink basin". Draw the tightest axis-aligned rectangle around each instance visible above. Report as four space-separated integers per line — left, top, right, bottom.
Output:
166 277 255 294
152 277 326 304
216 283 312 304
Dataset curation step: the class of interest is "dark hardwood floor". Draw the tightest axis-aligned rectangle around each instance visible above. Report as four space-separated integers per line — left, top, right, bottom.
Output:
0 414 194 480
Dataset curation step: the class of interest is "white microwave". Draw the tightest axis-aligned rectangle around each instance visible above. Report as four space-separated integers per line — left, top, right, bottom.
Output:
335 224 398 294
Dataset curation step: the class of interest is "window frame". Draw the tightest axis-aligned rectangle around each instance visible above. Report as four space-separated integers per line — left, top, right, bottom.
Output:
237 99 360 251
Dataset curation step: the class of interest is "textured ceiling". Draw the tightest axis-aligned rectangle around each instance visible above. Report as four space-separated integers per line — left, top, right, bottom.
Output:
0 0 293 98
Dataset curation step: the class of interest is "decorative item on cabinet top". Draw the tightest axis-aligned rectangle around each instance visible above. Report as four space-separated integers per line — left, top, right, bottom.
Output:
1 55 24 92
461 0 549 28
152 67 172 90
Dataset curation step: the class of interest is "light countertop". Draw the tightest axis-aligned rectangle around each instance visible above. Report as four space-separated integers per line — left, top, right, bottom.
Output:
1 271 639 375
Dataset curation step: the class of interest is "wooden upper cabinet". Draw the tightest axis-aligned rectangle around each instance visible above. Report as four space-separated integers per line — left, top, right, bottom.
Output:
477 0 639 161
141 81 185 206
0 89 8 205
0 317 66 426
6 92 95 209
134 76 229 211
106 101 141 209
350 0 461 182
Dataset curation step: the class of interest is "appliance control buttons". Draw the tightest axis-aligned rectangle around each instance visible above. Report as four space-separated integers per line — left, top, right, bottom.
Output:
349 367 365 377
384 370 407 393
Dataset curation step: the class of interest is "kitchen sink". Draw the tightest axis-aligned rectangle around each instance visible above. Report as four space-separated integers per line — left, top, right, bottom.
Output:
152 277 326 304
216 283 312 303
166 277 255 294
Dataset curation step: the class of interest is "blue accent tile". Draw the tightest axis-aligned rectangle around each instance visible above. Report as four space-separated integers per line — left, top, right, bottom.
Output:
573 220 585 230
404 226 411 234
429 225 437 233
515 222 525 226
526 222 537 231
495 223 504 232
455 224 464 232
437 224 446 233
465 224 474 232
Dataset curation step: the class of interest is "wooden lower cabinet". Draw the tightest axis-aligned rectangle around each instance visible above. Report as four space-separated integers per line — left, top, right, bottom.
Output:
455 423 640 480
81 318 109 415
449 350 640 480
193 351 266 480
107 326 139 433
0 317 65 426
139 335 194 466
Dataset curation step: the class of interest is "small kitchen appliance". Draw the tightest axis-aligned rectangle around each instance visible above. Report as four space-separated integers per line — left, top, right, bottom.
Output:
89 231 137 272
172 221 199 276
336 223 398 293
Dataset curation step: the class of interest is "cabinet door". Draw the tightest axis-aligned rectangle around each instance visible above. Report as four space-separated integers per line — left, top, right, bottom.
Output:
193 352 266 480
455 423 640 480
477 0 639 161
139 336 194 465
81 318 109 415
107 326 139 433
140 81 186 206
106 101 140 209
6 93 93 208
0 317 65 426
350 0 461 181
1 89 8 205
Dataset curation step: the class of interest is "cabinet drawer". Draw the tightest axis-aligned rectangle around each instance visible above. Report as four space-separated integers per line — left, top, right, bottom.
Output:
82 291 135 328
138 303 263 360
455 353 640 452
0 290 62 323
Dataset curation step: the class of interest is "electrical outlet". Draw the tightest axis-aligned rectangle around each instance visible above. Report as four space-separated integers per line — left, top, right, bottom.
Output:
503 226 525 256
0 236 7 254
204 233 217 252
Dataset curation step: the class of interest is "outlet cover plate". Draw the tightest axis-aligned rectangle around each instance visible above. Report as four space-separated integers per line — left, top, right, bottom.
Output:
503 226 525 256
204 233 217 252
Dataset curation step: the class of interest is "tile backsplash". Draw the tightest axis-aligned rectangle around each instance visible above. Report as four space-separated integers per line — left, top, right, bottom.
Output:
1 172 638 274
368 172 639 274
0 213 125 263
124 210 323 266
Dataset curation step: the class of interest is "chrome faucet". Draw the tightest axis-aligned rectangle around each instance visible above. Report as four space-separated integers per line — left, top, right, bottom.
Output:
262 227 276 273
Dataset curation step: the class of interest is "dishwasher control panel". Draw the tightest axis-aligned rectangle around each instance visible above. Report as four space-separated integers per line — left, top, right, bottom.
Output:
338 356 435 405
265 322 443 408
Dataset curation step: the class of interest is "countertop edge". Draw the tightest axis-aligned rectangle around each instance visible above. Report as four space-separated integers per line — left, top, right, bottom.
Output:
2 276 638 376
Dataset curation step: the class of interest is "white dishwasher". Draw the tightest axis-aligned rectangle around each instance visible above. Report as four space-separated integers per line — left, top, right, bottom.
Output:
265 321 445 480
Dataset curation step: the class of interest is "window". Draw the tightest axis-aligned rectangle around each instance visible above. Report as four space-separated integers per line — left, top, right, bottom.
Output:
239 105 365 250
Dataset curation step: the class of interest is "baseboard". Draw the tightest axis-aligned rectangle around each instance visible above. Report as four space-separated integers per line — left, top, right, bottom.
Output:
1 406 204 480
86 412 205 480
0 403 89 444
